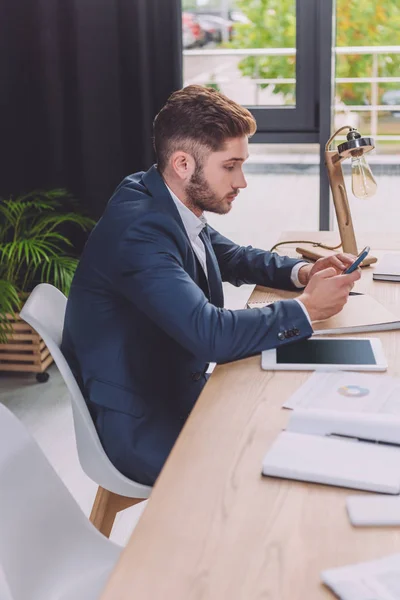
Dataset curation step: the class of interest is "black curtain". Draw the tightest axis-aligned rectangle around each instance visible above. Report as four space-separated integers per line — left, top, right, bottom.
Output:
0 0 182 219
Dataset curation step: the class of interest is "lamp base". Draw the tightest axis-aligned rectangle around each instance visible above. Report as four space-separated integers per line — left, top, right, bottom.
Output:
296 244 377 267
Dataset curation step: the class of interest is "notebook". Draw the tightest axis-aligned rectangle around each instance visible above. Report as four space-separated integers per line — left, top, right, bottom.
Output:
248 289 400 335
261 409 400 493
373 254 400 282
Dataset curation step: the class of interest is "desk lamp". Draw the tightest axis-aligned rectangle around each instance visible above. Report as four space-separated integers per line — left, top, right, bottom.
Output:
296 126 378 267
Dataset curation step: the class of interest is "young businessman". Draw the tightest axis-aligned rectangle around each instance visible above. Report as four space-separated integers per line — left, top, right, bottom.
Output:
62 85 360 485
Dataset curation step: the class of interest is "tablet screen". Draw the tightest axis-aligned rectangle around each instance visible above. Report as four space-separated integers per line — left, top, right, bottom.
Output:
277 339 376 365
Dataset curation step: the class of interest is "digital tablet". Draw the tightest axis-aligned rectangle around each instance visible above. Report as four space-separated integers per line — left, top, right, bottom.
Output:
261 337 387 371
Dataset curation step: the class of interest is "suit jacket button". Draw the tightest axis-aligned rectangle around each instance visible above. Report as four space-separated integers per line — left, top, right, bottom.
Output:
191 372 202 381
278 332 285 341
294 328 300 335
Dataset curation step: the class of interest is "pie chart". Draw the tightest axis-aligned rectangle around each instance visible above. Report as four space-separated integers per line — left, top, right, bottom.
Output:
338 385 370 398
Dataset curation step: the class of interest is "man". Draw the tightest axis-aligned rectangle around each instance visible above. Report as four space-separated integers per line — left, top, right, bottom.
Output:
62 85 360 486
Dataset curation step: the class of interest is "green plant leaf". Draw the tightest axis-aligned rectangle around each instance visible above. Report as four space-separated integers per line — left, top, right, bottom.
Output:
37 256 79 296
29 213 95 237
1 239 59 267
0 280 21 343
0 188 94 303
229 0 400 106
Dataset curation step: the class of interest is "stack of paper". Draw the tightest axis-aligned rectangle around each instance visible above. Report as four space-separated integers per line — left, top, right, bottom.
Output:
322 553 400 600
283 371 400 415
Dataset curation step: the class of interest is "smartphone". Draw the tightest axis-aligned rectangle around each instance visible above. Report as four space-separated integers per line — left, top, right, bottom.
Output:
343 246 370 274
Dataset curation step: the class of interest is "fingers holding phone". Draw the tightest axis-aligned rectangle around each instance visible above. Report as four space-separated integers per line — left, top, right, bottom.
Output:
343 246 370 274
299 267 361 322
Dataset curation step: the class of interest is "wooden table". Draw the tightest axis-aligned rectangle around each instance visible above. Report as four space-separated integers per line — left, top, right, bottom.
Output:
101 232 400 600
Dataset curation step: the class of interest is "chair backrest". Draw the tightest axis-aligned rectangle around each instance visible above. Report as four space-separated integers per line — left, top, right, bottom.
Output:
0 404 121 600
20 284 151 498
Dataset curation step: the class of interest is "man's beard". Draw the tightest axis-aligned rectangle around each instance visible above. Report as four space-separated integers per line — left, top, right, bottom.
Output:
185 164 235 215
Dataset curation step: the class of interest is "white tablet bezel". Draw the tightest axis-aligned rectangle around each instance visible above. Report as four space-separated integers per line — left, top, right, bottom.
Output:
261 337 387 371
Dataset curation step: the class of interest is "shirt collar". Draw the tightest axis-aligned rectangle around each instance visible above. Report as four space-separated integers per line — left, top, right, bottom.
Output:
166 184 207 242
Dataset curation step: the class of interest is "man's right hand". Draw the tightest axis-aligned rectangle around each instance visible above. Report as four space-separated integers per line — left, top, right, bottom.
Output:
298 267 361 322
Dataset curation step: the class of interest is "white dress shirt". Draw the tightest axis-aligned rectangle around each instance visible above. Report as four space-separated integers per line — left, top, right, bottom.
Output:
166 185 311 324
167 185 209 276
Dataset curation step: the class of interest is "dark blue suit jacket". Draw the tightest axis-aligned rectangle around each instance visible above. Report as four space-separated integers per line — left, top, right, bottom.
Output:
62 166 313 485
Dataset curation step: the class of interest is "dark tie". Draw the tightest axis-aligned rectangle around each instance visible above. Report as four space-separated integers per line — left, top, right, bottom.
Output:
199 226 224 308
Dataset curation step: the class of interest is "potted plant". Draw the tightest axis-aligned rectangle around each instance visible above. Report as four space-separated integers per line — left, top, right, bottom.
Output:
0 189 94 381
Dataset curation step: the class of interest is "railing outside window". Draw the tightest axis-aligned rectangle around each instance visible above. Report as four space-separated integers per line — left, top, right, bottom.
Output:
184 45 400 144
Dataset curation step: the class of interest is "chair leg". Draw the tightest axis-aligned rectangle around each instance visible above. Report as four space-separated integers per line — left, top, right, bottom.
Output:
90 486 144 538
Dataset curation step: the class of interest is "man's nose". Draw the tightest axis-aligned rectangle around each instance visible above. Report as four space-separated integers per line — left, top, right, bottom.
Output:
235 171 247 189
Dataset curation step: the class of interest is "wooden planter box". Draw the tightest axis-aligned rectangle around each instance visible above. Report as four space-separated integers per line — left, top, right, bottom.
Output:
0 313 53 378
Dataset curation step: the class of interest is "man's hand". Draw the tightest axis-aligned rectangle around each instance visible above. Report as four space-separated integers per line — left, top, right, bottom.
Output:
298 253 356 286
298 267 361 322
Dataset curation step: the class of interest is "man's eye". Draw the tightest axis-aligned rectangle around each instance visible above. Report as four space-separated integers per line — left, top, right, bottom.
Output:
224 165 234 171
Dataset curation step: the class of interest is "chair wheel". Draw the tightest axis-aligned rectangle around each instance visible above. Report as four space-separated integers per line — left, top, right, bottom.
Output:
36 372 50 383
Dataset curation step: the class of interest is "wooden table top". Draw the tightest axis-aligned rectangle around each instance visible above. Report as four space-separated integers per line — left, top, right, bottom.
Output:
101 232 400 600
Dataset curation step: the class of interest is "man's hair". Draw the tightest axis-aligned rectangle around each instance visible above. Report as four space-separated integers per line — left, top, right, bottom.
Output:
153 85 257 173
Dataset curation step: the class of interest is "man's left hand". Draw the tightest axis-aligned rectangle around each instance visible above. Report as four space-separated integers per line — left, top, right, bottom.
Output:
298 253 356 286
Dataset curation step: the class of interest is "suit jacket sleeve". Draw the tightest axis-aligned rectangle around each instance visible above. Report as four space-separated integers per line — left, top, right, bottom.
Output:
208 226 303 290
116 213 313 364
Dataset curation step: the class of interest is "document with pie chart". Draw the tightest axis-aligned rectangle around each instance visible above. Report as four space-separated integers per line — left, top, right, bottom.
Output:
283 370 400 415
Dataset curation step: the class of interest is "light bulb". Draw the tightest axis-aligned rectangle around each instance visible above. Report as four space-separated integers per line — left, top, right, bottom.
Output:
351 154 377 199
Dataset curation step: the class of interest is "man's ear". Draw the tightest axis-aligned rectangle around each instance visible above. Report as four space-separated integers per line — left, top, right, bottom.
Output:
170 151 195 181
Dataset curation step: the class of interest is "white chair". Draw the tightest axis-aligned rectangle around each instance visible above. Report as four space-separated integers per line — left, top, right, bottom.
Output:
0 403 122 600
20 284 151 537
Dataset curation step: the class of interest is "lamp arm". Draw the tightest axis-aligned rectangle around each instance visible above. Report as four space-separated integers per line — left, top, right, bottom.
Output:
325 149 358 256
295 126 377 267
325 125 353 151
